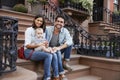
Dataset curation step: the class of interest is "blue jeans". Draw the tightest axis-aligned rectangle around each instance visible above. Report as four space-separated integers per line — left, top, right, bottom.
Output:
52 51 64 77
61 46 72 61
24 49 53 80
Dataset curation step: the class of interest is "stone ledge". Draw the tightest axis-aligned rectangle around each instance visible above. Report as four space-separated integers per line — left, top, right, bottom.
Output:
0 66 37 80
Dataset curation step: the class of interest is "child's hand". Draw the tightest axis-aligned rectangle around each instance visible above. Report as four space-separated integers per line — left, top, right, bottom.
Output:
44 41 49 47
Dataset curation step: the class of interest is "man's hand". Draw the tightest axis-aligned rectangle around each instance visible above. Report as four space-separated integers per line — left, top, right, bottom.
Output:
52 47 61 53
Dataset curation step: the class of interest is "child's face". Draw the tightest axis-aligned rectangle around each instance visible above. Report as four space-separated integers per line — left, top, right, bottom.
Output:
36 29 43 39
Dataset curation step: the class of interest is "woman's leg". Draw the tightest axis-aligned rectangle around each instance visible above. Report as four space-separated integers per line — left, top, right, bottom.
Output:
24 49 52 80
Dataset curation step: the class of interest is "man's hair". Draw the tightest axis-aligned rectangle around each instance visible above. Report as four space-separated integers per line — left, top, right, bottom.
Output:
55 15 65 22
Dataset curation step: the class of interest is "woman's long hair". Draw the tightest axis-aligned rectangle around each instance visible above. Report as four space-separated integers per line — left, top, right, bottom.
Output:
32 14 46 32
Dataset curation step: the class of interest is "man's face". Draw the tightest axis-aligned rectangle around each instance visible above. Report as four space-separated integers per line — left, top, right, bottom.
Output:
54 17 65 29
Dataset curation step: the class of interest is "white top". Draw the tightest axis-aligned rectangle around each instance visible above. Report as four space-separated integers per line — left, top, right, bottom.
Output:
24 27 45 49
24 27 35 49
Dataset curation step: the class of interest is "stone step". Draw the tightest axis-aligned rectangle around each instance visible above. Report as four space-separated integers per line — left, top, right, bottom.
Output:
0 9 34 20
66 64 90 80
68 54 80 65
17 38 24 47
17 56 90 80
18 30 25 39
103 27 115 31
34 64 90 80
0 66 37 80
108 30 119 34
18 23 31 31
18 18 33 25
74 75 102 80
16 54 80 71
16 54 90 80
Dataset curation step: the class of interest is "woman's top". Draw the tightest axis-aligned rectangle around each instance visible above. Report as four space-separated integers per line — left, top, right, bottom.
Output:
24 27 45 49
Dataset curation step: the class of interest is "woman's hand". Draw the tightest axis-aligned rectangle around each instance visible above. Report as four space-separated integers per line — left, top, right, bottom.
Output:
37 42 46 47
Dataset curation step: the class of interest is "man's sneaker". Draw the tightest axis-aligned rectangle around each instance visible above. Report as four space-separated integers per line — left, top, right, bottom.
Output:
63 63 73 72
59 74 68 80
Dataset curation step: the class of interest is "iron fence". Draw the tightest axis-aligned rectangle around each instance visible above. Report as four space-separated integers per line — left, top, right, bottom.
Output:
0 16 18 75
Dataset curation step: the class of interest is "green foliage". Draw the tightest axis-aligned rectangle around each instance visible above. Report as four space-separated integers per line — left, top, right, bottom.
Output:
71 0 94 13
59 0 65 4
113 10 120 15
59 0 93 13
79 0 93 13
27 0 47 4
27 0 37 4
13 4 28 13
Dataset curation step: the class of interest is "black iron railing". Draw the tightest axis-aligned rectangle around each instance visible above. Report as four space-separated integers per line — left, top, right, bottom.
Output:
41 1 120 58
93 7 120 33
59 0 89 14
0 16 18 75
112 13 120 24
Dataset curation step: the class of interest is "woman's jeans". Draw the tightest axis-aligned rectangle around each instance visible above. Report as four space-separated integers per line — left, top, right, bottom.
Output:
24 49 54 80
61 45 72 61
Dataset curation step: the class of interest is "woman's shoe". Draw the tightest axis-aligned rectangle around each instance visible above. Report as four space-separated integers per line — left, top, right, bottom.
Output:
53 77 59 80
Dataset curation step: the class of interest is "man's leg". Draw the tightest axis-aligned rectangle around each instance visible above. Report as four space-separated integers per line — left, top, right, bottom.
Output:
61 46 72 71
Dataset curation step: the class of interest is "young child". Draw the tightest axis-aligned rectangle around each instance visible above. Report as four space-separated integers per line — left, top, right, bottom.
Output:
32 28 53 53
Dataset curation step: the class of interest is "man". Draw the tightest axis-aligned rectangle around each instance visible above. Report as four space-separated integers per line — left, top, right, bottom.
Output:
45 15 73 72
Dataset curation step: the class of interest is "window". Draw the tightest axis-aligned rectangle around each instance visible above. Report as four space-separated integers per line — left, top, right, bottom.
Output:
114 0 119 11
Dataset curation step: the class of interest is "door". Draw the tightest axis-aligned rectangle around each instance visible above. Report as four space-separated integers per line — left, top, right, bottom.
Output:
93 0 104 21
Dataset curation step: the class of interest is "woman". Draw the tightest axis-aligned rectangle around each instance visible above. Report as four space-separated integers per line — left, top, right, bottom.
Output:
24 14 59 80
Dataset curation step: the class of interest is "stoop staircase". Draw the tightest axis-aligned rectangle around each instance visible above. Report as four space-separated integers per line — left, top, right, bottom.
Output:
89 21 120 35
0 9 102 80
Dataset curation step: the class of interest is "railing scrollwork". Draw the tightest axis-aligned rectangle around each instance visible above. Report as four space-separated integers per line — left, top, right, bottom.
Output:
0 16 18 75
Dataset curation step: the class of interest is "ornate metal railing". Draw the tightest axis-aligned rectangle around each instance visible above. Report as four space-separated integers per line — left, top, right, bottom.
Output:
93 7 120 33
74 29 120 58
59 0 89 14
112 13 120 24
0 16 18 75
40 1 120 58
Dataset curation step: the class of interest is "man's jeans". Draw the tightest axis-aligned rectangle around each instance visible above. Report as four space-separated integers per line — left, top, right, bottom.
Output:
52 50 65 76
24 49 53 80
61 46 72 61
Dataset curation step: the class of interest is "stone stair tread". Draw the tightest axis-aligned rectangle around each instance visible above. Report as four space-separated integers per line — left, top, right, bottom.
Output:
109 30 119 34
71 64 90 71
16 54 81 65
65 64 90 74
104 27 114 30
17 58 30 63
70 54 81 58
0 66 37 80
16 58 36 66
0 9 34 19
74 75 102 80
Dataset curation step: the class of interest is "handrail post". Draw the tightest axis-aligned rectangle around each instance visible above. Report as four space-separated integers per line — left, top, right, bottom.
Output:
0 16 18 75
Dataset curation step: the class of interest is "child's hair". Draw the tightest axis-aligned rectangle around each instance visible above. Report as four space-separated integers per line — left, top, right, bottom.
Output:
35 28 43 33
35 28 44 38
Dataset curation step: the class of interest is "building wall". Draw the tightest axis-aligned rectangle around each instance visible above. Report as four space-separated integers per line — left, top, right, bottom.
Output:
103 0 114 23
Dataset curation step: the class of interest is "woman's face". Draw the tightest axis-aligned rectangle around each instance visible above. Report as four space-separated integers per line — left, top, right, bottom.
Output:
34 17 43 28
